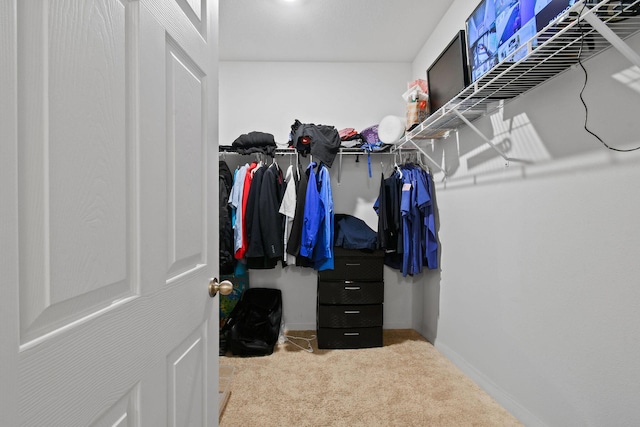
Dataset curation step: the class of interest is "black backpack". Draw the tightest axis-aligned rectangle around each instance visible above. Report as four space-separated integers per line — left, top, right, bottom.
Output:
221 288 283 356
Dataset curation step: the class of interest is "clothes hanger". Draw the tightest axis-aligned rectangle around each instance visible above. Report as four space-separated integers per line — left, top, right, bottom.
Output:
416 152 428 171
282 333 315 353
393 151 403 179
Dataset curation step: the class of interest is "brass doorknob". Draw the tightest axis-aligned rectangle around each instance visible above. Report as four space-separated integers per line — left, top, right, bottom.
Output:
209 277 233 298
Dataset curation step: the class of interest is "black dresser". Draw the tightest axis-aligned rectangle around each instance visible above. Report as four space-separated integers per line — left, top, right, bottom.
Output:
317 248 384 349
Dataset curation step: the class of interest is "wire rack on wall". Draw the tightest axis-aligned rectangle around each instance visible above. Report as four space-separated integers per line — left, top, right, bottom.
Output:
401 0 640 144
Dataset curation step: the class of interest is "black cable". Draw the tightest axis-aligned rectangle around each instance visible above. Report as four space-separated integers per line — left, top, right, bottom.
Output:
576 3 640 152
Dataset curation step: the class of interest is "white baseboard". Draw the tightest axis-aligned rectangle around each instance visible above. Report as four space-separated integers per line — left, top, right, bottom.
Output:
435 341 548 427
383 322 412 329
283 323 315 331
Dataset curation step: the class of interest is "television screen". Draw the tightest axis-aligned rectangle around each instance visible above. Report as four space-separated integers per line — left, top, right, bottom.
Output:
467 0 499 82
426 30 471 115
466 0 577 82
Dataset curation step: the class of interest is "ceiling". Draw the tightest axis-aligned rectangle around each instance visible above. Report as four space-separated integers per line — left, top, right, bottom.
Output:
219 0 453 62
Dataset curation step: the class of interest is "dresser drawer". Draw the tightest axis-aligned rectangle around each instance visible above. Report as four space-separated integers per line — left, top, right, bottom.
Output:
317 327 383 349
319 253 384 282
317 304 383 328
317 280 383 305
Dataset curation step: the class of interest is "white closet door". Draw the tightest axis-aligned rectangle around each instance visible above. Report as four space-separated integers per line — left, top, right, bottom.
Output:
0 0 220 425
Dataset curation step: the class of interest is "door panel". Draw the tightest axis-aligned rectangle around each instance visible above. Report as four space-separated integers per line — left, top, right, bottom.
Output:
90 385 140 427
166 39 206 278
176 0 206 36
2 0 219 425
168 326 208 427
18 0 137 346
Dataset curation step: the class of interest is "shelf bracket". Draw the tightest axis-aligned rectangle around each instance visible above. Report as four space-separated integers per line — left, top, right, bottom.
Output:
452 109 511 160
452 109 535 165
580 6 640 69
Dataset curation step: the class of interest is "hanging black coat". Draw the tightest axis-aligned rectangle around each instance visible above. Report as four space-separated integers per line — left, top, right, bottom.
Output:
219 160 236 274
374 172 404 270
286 163 312 267
245 164 285 269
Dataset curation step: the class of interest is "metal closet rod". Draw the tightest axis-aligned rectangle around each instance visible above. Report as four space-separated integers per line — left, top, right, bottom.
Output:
390 141 446 176
334 148 429 183
219 148 392 155
219 147 443 184
273 147 389 155
220 148 425 157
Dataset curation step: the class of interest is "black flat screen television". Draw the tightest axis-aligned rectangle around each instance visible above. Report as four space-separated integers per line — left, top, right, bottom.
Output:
426 30 471 115
466 0 578 82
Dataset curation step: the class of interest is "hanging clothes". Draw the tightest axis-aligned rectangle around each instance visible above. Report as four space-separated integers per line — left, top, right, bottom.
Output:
244 163 285 269
313 163 334 271
219 160 236 275
300 162 322 259
299 162 335 271
234 162 259 260
229 163 249 255
286 160 312 267
374 171 404 270
421 168 438 270
375 163 438 276
256 163 285 264
400 166 421 276
279 164 298 265
244 164 266 257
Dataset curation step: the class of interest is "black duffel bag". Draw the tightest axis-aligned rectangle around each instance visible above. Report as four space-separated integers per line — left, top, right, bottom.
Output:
221 288 282 357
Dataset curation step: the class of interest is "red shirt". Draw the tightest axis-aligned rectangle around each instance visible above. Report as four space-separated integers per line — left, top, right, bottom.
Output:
235 162 258 259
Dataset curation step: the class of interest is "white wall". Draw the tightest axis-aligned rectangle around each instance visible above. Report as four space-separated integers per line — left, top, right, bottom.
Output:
412 0 478 79
219 61 416 330
219 61 410 145
412 2 640 425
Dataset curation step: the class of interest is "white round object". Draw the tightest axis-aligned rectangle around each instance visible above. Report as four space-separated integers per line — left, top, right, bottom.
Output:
377 115 406 144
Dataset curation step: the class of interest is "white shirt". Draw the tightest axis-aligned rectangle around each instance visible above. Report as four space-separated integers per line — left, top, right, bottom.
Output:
279 165 298 264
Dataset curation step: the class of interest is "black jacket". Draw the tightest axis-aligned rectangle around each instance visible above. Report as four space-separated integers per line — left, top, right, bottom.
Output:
219 161 236 274
232 131 277 156
245 164 284 269
290 121 341 168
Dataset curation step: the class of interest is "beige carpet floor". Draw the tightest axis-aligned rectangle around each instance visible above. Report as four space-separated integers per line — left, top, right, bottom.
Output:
219 329 522 427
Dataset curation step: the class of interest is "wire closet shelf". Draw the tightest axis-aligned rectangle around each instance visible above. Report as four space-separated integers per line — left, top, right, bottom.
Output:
400 0 640 143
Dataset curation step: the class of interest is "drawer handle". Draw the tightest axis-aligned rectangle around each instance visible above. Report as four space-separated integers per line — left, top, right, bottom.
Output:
346 263 361 266
344 286 361 290
344 310 360 314
343 332 360 336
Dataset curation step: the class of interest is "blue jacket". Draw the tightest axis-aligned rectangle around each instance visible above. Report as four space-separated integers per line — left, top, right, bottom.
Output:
300 163 334 270
300 163 323 258
400 165 437 276
314 165 334 271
